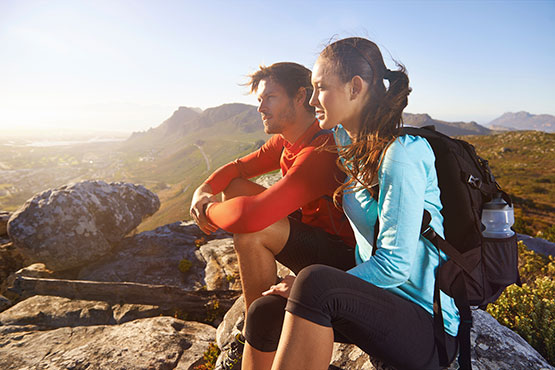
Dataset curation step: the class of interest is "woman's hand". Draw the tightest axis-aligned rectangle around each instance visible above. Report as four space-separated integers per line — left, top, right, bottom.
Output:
262 275 296 299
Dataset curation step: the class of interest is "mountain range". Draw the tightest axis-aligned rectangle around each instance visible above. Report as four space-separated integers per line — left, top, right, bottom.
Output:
402 113 492 136
487 111 555 133
128 104 505 144
128 105 554 146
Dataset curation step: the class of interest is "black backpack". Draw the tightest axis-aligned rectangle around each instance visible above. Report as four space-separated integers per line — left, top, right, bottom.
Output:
373 126 520 370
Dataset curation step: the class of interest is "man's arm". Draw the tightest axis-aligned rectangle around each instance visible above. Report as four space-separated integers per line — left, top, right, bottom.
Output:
189 136 282 234
205 140 342 233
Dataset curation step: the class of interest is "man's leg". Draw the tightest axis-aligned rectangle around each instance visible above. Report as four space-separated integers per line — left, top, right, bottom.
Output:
221 177 290 311
232 220 290 310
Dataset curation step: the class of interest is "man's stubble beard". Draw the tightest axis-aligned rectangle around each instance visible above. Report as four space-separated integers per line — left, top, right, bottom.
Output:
263 103 296 135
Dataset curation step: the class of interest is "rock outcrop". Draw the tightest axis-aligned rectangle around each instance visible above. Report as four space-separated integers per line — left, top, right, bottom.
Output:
7 180 160 270
78 221 236 291
518 233 555 257
1 181 553 370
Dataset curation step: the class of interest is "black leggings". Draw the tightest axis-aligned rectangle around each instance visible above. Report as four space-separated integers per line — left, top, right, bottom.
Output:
245 265 458 370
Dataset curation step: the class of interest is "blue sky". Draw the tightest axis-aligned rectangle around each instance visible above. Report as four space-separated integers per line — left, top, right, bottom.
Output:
1 0 554 134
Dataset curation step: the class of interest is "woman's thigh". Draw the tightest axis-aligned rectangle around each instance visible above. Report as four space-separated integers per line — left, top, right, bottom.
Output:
285 264 457 370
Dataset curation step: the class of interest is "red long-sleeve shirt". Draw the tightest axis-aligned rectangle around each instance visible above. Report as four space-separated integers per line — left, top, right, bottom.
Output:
204 120 355 246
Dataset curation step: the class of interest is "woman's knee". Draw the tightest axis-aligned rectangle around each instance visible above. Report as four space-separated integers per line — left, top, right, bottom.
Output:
293 264 340 296
245 295 287 352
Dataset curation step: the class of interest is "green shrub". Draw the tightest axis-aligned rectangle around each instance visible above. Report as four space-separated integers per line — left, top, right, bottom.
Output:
516 242 555 284
487 241 555 365
513 217 534 235
538 225 555 243
193 342 221 370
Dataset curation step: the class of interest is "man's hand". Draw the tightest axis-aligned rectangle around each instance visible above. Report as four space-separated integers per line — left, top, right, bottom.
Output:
262 275 296 299
190 183 219 235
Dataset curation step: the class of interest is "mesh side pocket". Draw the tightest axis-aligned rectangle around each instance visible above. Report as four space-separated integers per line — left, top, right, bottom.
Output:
482 233 519 304
483 233 518 285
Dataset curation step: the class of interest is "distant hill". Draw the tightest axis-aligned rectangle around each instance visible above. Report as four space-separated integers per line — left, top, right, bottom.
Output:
488 112 555 133
127 103 262 146
402 113 492 136
145 106 201 138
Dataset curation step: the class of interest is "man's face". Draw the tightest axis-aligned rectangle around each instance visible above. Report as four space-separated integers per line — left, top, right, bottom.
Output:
256 78 296 134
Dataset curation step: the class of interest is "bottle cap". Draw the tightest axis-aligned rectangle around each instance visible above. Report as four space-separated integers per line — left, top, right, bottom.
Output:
483 194 512 210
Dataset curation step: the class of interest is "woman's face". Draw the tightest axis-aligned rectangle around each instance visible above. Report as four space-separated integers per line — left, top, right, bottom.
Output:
310 58 357 131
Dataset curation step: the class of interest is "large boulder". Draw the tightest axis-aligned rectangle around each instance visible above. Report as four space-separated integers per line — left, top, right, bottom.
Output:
0 315 215 370
7 180 160 271
468 309 553 369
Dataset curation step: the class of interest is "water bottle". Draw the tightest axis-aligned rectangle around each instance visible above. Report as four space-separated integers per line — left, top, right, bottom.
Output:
481 194 515 238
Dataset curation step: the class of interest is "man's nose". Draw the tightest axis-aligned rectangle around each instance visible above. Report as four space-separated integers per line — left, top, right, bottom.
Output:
257 101 266 113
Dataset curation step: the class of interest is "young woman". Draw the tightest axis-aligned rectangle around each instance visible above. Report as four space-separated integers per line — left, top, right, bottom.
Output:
240 37 460 370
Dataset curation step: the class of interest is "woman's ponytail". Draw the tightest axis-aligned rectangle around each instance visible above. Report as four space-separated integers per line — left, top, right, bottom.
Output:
320 37 411 203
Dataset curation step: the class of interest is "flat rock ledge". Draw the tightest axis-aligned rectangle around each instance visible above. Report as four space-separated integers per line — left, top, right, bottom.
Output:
0 312 215 370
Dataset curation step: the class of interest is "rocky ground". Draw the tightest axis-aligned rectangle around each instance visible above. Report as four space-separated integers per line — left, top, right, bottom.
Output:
0 180 553 370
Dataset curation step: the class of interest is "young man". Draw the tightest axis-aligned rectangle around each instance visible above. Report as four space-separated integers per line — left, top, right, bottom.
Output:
189 62 355 370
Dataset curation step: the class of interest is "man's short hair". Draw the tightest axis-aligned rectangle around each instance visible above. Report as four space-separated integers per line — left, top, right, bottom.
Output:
247 62 315 114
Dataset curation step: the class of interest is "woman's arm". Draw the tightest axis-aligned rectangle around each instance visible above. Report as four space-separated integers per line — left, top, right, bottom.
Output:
348 137 433 288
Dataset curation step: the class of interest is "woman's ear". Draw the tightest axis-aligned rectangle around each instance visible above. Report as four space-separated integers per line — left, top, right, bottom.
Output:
350 75 364 100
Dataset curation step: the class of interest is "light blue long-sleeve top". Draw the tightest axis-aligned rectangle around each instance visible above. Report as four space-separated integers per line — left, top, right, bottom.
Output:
336 125 460 337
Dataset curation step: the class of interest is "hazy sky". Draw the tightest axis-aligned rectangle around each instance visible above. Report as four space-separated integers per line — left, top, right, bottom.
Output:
1 0 554 134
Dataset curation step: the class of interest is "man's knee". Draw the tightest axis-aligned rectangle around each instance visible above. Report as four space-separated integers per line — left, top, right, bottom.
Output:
232 217 290 256
233 232 261 253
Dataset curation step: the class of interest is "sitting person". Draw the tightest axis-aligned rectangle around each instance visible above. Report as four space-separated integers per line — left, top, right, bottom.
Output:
241 37 460 370
189 62 355 370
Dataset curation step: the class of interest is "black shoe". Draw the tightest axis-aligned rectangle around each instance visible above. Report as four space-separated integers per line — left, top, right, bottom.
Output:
216 333 245 370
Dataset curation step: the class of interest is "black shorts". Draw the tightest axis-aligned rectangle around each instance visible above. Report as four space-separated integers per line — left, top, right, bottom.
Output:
274 216 355 274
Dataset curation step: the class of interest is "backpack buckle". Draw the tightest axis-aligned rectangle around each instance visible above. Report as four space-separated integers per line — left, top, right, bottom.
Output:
467 174 482 189
422 226 436 239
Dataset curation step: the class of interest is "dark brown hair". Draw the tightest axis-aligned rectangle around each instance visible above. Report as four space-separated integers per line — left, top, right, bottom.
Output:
247 62 315 114
319 37 411 202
